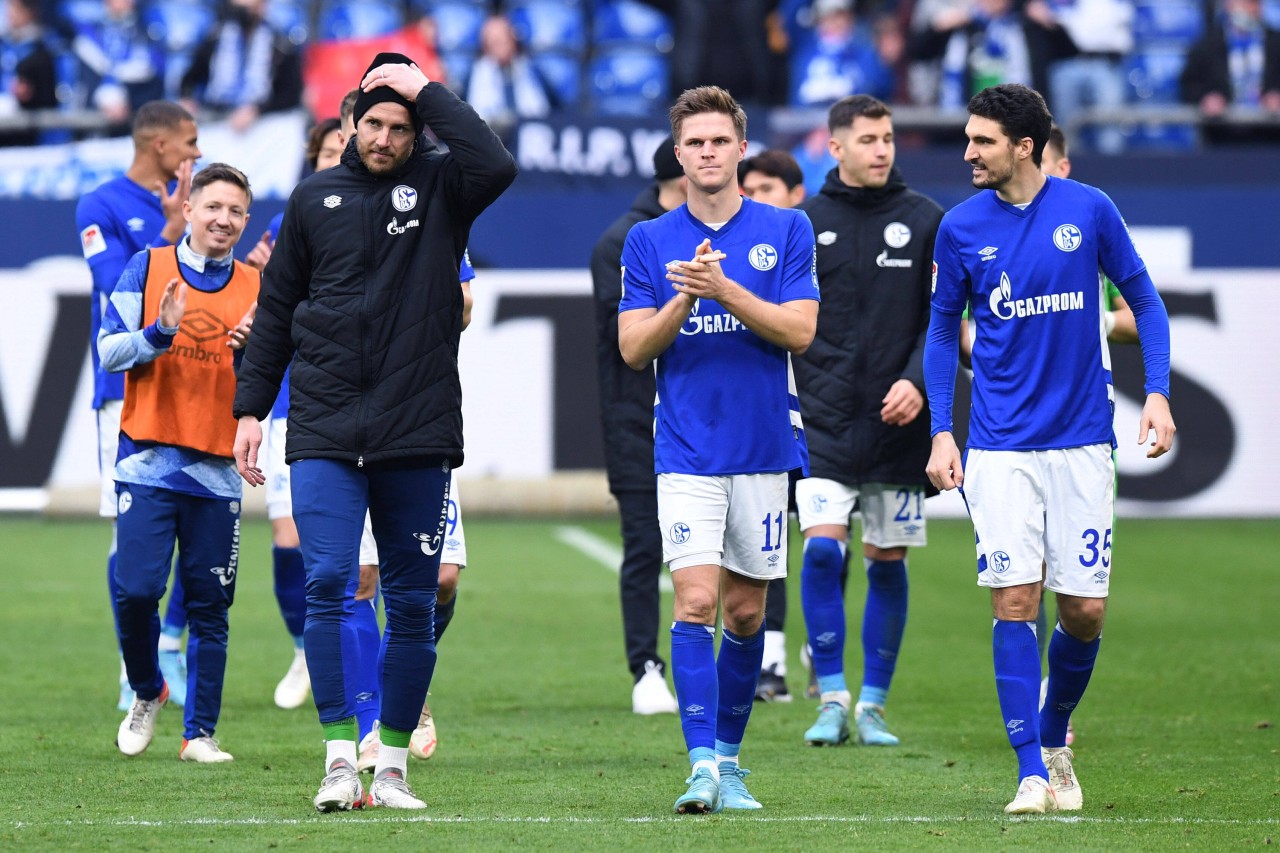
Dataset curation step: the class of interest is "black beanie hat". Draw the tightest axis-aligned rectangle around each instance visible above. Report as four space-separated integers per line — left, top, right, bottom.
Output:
353 52 425 136
652 135 683 181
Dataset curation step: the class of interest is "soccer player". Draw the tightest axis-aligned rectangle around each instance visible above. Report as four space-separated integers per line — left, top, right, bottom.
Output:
794 95 943 748
618 86 819 814
100 163 259 763
232 53 516 812
76 101 201 712
737 148 807 704
590 135 686 717
924 84 1175 814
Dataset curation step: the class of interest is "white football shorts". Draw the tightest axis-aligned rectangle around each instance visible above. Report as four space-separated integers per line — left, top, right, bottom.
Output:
264 416 292 521
360 472 467 568
97 399 122 518
795 477 928 548
963 444 1115 598
657 472 790 579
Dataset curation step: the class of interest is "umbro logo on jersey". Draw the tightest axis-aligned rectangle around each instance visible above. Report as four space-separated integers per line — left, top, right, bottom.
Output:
817 230 837 246
323 195 342 208
127 217 145 232
979 246 998 261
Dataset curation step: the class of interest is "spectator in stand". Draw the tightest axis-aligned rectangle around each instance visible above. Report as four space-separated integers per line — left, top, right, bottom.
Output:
71 0 166 131
1043 0 1133 153
908 0 1077 110
790 0 897 107
0 0 57 146
465 13 553 128
180 0 303 132
639 0 787 106
1180 0 1280 142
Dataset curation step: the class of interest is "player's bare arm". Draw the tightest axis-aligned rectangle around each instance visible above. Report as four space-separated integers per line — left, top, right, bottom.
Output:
666 239 817 354
233 416 265 486
618 293 698 370
881 379 925 426
926 431 964 490
1139 392 1175 458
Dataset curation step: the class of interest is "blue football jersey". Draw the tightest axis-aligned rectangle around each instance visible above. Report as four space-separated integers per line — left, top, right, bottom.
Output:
931 177 1147 451
619 198 819 476
76 175 175 409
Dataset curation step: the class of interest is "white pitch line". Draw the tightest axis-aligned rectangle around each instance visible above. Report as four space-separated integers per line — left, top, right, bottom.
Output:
555 525 673 593
12 815 1280 829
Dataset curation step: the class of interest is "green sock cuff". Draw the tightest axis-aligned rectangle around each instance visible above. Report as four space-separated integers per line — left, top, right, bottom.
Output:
380 725 412 749
321 718 357 742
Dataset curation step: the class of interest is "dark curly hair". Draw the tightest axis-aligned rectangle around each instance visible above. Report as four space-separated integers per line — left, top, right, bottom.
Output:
967 84 1053 168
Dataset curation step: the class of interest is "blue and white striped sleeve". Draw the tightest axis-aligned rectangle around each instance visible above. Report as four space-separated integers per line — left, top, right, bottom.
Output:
97 250 177 373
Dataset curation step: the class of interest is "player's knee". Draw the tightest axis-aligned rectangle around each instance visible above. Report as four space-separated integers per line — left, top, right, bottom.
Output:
307 568 352 607
1057 597 1106 641
866 557 908 592
674 590 718 625
723 602 764 637
354 565 378 601
385 588 434 638
803 536 845 575
438 564 459 602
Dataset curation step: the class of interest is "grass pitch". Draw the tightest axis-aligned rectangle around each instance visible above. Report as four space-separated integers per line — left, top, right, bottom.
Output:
0 515 1275 850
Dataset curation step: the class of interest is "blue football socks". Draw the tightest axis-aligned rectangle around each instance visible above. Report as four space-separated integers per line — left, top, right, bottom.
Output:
272 546 307 645
716 627 764 748
1041 624 1100 748
671 621 717 755
993 619 1046 781
802 537 848 686
861 558 908 700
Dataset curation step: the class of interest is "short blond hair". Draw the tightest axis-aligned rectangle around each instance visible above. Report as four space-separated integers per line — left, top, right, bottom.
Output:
669 86 747 144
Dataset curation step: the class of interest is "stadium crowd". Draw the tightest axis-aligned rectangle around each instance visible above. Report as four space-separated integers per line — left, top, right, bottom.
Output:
2 0 1279 150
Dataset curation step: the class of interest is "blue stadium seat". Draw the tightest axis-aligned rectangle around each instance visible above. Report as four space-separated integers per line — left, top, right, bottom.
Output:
318 1 404 41
509 2 587 54
143 1 216 53
1125 47 1188 104
430 1 487 52
589 48 668 116
531 51 581 108
267 0 310 46
58 0 103 30
1132 0 1204 48
592 0 674 52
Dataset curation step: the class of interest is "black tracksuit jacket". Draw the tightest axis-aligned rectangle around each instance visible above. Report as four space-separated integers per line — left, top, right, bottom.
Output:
233 83 517 467
795 167 943 487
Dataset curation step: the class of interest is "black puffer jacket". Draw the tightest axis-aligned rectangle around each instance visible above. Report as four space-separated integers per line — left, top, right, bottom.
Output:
233 83 517 467
590 185 666 494
795 167 943 487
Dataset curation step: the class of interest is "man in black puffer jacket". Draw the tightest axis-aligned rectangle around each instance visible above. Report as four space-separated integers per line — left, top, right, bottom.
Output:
793 95 942 751
231 52 516 813
590 136 686 716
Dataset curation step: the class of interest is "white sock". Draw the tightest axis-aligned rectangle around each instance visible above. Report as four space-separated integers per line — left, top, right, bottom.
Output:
158 633 182 653
714 753 739 768
376 745 409 777
820 689 852 710
691 758 719 781
762 630 788 674
325 739 357 771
